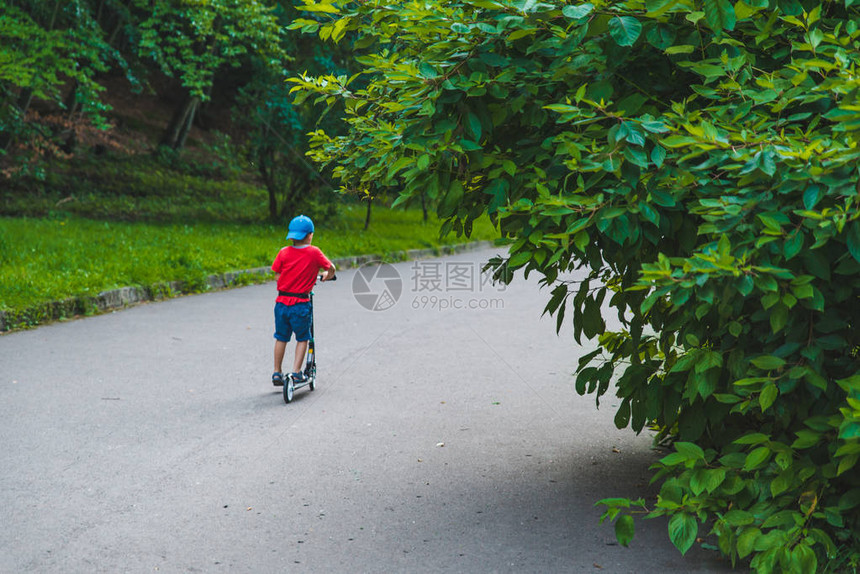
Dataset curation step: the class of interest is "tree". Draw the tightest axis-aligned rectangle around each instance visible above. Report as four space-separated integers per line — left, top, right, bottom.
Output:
290 1 860 571
0 1 121 154
136 0 284 150
232 0 352 221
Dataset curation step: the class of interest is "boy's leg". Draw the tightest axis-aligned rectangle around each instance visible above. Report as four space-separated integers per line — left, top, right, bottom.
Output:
273 302 292 376
292 340 308 374
274 340 288 373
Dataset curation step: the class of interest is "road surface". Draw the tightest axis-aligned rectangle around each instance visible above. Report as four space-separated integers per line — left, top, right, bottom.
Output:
0 248 738 573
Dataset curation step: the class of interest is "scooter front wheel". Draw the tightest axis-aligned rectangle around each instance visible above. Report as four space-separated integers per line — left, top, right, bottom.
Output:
283 378 294 403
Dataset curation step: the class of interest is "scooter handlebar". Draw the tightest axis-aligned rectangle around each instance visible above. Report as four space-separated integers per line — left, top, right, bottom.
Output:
318 274 337 282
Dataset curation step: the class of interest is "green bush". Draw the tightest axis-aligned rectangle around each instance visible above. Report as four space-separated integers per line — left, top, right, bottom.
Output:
290 0 860 571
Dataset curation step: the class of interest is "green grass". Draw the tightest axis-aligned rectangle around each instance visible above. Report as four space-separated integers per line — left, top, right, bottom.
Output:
0 149 499 325
0 207 497 314
1 154 269 223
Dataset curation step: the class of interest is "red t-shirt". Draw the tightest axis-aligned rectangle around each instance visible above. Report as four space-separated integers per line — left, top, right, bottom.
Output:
272 245 333 305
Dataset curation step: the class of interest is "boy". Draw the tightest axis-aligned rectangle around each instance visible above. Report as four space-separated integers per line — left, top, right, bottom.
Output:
271 215 336 387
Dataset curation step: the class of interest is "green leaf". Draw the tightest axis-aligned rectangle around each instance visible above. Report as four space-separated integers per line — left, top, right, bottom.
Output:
615 514 635 547
836 375 860 392
770 304 788 333
661 135 698 148
660 452 688 466
703 0 737 33
582 297 605 338
703 468 725 492
792 430 821 449
724 509 755 526
743 446 771 470
562 3 594 19
646 24 675 50
608 16 642 47
771 471 793 496
508 251 532 268
738 276 754 296
803 185 822 210
418 63 438 79
668 513 697 555
665 44 695 54
459 138 482 151
761 510 799 530
437 180 464 218
759 383 778 412
614 398 631 428
675 441 705 461
734 432 770 445
728 321 743 337
783 232 803 260
737 527 761 558
734 0 761 19
464 112 482 142
839 489 860 510
792 544 817 574
650 145 667 169
623 146 649 168
847 221 860 263
641 120 670 134
695 350 722 373
650 189 676 207
837 454 858 475
751 356 785 370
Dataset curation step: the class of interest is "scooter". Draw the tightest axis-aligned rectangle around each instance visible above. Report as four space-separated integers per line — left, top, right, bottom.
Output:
284 275 335 404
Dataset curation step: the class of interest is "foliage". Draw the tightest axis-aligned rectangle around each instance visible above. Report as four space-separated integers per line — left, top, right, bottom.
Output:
0 0 125 153
0 0 366 223
135 0 284 102
233 1 352 221
289 0 860 571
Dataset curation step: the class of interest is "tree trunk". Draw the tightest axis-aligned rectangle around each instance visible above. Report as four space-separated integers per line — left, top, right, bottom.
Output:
161 94 198 150
364 196 373 231
258 148 279 221
106 0 134 47
0 130 12 152
175 97 198 149
49 0 61 29
421 191 428 222
16 89 33 117
64 80 79 119
1 89 32 151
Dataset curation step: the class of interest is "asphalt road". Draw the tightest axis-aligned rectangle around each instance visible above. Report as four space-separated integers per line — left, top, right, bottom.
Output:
0 248 739 573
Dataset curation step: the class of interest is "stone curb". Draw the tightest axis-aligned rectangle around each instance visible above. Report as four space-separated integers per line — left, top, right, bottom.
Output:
0 241 497 333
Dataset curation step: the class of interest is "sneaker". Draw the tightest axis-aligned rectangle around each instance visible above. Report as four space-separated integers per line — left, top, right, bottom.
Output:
272 372 284 387
291 372 308 384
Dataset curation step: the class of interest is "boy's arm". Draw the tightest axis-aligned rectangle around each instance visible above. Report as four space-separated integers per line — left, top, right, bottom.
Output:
321 262 336 281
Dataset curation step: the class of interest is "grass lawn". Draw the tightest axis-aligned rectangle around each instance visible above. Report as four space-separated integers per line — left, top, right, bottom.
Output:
0 207 497 315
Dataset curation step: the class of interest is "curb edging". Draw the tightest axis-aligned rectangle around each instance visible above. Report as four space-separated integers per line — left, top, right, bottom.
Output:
0 241 496 333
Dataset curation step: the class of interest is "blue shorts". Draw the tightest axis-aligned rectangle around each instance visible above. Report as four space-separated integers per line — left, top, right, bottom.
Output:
274 302 311 342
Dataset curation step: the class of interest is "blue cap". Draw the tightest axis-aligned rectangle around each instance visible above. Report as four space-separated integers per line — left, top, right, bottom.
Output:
286 215 314 240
